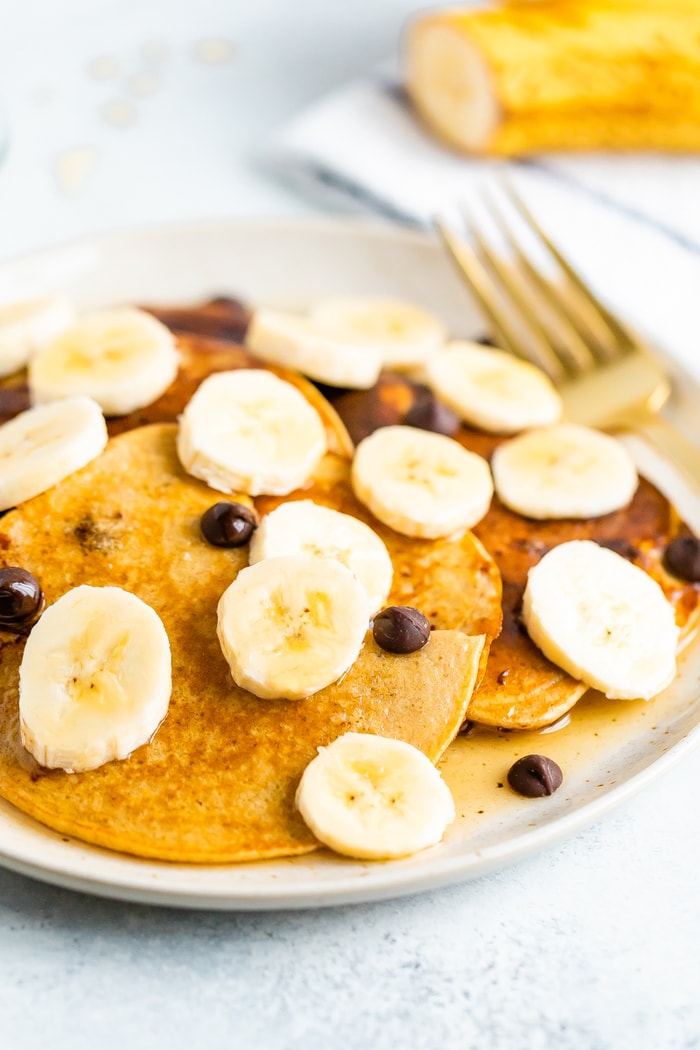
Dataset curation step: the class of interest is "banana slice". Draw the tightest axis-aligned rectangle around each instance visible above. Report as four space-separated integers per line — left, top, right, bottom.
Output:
29 307 179 416
249 500 393 616
0 396 108 512
217 555 368 700
0 295 75 378
246 308 382 389
426 341 562 433
523 540 678 701
351 424 493 538
492 423 638 520
177 369 327 496
19 585 172 773
295 732 455 859
309 296 447 370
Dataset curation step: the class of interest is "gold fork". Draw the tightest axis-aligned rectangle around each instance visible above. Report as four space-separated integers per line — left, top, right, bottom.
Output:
436 180 700 492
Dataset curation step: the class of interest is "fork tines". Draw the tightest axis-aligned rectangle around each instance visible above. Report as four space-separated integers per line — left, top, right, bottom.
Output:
435 179 635 385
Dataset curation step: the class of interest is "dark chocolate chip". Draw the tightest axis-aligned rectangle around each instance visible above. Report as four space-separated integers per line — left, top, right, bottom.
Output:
373 606 430 654
201 502 258 548
497 669 510 685
663 535 700 582
507 754 563 798
0 568 43 626
404 388 460 437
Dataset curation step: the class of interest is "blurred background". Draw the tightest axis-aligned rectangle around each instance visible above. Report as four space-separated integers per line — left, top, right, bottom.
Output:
0 0 426 255
2 0 699 369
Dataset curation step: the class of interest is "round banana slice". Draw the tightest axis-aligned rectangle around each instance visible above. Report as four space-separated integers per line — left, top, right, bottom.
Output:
492 423 638 520
295 731 455 859
0 295 75 378
426 341 562 434
0 396 108 511
29 307 179 416
523 540 678 701
351 424 493 539
249 500 393 616
19 585 172 773
245 307 382 389
309 296 447 370
177 369 327 496
217 555 369 700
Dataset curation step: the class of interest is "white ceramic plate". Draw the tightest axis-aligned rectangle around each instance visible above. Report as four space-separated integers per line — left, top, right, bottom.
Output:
1 217 699 910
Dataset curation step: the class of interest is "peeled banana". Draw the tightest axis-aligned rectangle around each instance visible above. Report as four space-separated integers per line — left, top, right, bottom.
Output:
405 1 700 155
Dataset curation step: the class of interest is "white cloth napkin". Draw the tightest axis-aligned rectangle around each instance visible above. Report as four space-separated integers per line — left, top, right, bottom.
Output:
271 74 700 249
269 74 700 378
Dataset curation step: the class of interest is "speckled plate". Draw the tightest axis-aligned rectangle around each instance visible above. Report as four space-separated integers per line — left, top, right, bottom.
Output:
0 218 699 909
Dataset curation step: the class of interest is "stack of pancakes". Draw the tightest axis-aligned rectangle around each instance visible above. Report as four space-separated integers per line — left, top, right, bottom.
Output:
0 300 696 862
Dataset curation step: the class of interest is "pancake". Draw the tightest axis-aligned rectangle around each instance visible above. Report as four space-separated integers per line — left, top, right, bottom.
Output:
1 297 696 741
256 454 502 682
459 427 700 729
322 369 700 729
0 424 492 861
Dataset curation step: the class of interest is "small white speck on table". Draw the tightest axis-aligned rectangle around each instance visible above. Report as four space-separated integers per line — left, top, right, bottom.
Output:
1 2 700 1049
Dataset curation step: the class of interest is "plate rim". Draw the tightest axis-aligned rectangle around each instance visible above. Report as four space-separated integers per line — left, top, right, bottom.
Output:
0 214 698 910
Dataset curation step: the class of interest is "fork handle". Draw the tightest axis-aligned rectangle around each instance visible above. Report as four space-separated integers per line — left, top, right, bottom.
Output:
614 406 700 503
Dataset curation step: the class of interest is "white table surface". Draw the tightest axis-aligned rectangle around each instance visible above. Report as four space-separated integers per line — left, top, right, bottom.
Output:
1 3 700 1048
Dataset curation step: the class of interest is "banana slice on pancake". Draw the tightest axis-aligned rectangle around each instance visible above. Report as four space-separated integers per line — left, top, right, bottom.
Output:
246 308 382 389
0 396 108 511
492 423 638 519
426 341 562 434
177 369 327 496
249 500 393 616
19 585 171 773
352 424 493 538
523 540 678 700
0 424 491 861
217 555 369 700
29 307 179 416
296 732 455 860
309 296 447 370
0 295 75 378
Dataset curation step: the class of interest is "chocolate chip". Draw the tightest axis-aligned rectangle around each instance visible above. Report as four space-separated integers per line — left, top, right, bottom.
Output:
497 669 510 685
404 388 460 436
0 568 43 626
373 606 430 654
507 754 563 798
663 535 700 582
201 502 258 547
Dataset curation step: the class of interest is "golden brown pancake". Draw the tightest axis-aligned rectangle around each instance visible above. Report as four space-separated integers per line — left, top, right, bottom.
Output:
324 372 700 729
459 427 700 729
1 300 696 739
0 425 490 861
